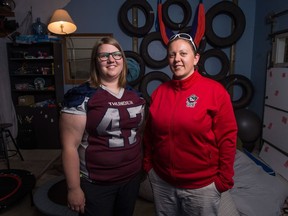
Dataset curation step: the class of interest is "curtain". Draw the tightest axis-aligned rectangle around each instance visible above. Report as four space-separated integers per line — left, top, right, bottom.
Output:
0 38 18 138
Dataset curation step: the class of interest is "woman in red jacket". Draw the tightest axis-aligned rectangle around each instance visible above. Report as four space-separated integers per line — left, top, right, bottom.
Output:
143 33 238 216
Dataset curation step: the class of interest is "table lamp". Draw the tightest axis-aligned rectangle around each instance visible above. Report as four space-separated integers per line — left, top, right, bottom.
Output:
47 9 77 35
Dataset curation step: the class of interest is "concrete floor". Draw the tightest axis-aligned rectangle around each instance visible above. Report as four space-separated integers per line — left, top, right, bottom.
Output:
0 149 155 216
1 192 155 216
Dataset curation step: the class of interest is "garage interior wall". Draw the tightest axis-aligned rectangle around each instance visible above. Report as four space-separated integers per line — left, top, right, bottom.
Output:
0 0 288 131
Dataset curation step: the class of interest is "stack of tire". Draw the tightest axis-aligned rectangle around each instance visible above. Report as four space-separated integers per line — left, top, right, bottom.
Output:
118 1 259 141
201 1 254 110
118 0 171 104
202 2 260 152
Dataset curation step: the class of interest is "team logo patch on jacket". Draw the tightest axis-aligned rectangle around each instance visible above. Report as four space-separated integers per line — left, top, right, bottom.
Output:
186 94 198 108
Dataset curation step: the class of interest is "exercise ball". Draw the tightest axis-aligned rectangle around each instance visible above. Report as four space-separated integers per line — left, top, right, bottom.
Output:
235 109 262 144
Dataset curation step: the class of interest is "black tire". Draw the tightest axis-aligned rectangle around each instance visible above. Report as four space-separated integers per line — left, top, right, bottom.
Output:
222 74 254 109
162 0 192 30
118 0 155 37
140 31 169 69
197 37 207 55
139 71 171 105
198 49 230 81
205 1 246 47
124 51 145 86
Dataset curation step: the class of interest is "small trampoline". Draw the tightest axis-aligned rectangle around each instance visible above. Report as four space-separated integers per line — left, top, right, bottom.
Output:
33 175 77 216
0 169 36 212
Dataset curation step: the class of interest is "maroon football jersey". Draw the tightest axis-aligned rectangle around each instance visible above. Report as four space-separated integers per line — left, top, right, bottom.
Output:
62 83 145 184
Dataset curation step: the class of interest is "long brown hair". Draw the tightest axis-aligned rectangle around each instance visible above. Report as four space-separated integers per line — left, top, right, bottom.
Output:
89 37 127 88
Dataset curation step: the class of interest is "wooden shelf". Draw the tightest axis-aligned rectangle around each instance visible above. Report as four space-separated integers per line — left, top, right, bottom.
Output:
7 42 64 149
0 11 14 17
0 32 9 37
0 9 16 37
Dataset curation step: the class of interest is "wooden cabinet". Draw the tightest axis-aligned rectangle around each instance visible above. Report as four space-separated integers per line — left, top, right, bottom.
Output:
16 106 61 149
7 42 64 149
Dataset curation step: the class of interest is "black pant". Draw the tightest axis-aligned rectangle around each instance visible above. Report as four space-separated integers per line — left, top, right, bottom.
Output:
79 173 141 216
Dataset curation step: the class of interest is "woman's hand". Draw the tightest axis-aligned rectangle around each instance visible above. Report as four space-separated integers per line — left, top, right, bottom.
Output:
67 187 86 214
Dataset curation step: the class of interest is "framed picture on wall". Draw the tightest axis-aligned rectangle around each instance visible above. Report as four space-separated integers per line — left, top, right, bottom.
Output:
63 33 113 84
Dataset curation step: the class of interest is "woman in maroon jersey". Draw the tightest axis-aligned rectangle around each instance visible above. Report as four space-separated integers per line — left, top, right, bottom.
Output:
60 37 145 216
143 33 238 216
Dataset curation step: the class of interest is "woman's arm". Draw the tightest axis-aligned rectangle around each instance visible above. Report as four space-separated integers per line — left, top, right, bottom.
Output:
213 90 238 192
59 112 86 213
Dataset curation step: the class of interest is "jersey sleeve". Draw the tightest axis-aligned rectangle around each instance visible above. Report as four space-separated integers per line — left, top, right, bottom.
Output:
61 82 97 115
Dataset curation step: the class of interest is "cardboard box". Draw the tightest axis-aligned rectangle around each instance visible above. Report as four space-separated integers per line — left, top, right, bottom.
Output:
18 95 35 106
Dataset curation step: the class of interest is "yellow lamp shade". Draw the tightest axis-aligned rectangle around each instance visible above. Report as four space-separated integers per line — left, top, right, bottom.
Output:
48 9 77 35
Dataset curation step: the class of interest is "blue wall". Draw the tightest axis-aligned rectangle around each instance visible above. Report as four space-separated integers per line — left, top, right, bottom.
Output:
63 0 288 118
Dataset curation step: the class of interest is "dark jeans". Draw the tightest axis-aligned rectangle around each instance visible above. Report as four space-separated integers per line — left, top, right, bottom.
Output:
79 173 141 216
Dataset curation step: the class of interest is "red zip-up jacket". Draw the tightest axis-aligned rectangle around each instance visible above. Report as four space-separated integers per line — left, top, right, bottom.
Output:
143 71 238 192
